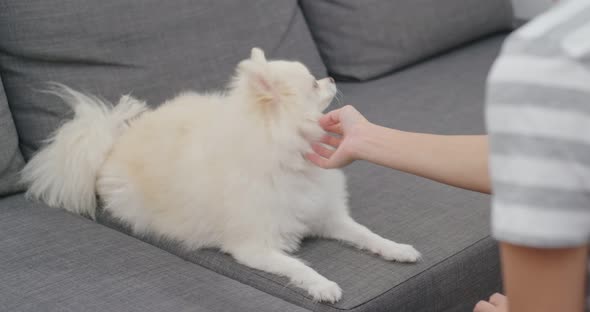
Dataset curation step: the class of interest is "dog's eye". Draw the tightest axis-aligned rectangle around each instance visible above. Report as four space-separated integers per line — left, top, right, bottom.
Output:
313 81 319 89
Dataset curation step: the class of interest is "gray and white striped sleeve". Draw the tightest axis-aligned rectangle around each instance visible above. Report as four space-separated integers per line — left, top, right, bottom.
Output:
486 0 590 248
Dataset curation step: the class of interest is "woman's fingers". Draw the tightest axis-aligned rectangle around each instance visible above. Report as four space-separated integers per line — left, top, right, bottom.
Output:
320 105 366 134
319 108 343 129
321 135 342 148
309 106 361 169
312 143 335 159
473 300 496 312
473 294 508 312
489 293 507 307
324 123 343 134
305 152 333 169
306 143 341 169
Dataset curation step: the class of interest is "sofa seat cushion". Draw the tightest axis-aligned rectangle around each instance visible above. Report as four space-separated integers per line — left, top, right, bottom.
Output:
0 194 310 312
0 0 326 159
97 34 508 311
0 74 25 196
300 0 513 81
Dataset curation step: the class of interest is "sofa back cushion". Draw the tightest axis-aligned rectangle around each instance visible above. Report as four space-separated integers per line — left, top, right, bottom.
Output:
300 0 513 80
0 0 326 159
0 74 25 196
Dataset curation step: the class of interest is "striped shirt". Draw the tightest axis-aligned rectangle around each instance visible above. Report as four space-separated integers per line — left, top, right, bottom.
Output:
487 0 590 249
486 3 590 306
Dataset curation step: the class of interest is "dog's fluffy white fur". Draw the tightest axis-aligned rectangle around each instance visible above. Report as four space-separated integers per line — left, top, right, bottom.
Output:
22 48 420 303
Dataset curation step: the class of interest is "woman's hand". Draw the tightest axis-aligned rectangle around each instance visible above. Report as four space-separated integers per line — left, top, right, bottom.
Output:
306 105 370 169
474 293 509 312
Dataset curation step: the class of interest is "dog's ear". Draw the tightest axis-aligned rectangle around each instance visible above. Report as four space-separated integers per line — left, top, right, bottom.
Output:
250 47 266 63
238 60 281 106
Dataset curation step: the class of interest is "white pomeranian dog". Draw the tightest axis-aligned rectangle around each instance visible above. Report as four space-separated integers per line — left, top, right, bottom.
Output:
22 48 420 303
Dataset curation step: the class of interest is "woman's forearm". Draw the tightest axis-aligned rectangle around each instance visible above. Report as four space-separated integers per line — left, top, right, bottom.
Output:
355 123 491 194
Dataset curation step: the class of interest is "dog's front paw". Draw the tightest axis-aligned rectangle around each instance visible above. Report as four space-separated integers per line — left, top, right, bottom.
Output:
376 242 421 263
307 280 342 303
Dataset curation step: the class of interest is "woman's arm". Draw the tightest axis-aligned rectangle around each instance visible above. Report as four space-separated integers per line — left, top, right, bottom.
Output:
354 125 490 193
307 105 491 193
474 243 588 312
500 243 587 312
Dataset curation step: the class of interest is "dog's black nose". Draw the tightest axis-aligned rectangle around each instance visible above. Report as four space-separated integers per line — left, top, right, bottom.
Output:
328 77 335 83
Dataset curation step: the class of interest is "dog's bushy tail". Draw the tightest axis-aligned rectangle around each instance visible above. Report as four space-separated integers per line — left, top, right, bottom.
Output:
21 84 148 219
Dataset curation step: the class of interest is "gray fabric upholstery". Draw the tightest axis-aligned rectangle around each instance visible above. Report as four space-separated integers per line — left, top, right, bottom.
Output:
300 0 513 81
0 0 326 159
0 74 25 196
0 194 310 312
97 35 507 311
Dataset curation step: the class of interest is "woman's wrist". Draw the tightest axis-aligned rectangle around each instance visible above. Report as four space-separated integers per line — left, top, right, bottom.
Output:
350 122 405 167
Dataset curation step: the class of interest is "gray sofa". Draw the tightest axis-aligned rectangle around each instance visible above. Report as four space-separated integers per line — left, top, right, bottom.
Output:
0 1 514 311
